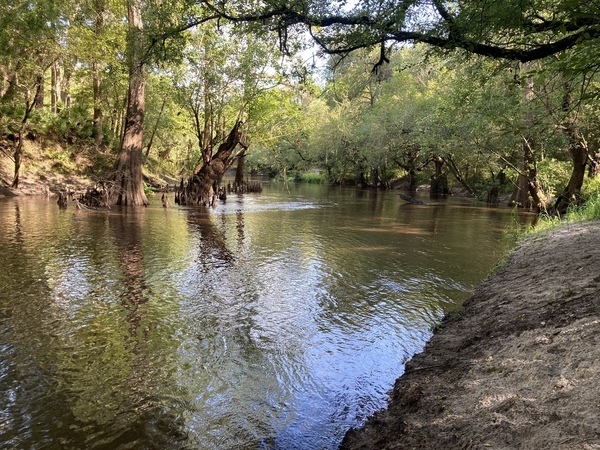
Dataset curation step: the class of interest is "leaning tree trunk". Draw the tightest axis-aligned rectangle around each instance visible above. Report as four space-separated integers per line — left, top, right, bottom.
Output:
444 155 476 196
110 0 147 206
176 120 246 206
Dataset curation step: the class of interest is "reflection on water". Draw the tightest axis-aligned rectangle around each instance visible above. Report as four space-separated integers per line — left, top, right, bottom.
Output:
0 184 532 449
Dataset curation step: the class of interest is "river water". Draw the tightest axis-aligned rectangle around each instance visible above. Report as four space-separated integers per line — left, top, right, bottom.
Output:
0 184 526 449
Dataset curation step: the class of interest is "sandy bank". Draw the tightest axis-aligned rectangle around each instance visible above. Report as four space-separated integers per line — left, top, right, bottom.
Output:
341 221 600 450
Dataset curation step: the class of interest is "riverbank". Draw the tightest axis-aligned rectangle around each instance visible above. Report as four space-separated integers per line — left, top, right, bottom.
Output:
341 221 600 450
0 141 174 198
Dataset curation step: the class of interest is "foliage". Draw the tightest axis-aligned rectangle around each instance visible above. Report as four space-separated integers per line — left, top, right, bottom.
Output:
0 0 599 212
198 0 600 65
536 159 572 199
580 176 600 202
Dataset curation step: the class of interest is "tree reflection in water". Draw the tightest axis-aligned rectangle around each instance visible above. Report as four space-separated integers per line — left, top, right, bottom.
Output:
107 208 188 448
109 208 149 334
186 210 235 270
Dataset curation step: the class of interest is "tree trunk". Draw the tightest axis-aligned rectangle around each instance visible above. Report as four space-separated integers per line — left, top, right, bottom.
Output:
508 172 532 209
405 169 417 191
92 0 104 147
589 149 600 178
0 65 7 98
508 136 547 211
1 63 18 103
50 61 61 114
144 96 166 158
61 65 71 109
554 124 587 214
33 73 44 109
444 155 475 196
12 133 24 188
508 70 548 212
554 86 589 215
235 154 245 186
430 156 449 195
92 62 104 147
11 82 42 188
110 0 147 206
176 120 247 206
486 169 506 204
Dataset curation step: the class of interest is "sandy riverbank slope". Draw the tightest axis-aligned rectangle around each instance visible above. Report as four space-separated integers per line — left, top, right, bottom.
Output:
341 221 600 450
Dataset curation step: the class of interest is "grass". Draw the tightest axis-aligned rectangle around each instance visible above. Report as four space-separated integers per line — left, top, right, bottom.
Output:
296 171 328 183
525 193 600 235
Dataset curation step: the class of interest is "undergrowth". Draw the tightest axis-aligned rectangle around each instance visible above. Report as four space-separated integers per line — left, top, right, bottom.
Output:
526 193 600 235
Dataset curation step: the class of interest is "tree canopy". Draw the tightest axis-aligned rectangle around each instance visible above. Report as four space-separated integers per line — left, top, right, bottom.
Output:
197 0 600 64
1 0 600 213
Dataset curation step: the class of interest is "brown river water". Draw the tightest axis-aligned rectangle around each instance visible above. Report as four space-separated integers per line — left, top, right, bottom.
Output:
0 183 530 449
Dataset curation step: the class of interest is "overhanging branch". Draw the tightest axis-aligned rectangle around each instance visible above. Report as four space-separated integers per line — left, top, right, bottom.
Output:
197 0 600 63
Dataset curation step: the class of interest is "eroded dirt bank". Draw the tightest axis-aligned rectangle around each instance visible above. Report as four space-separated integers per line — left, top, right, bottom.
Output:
341 221 600 450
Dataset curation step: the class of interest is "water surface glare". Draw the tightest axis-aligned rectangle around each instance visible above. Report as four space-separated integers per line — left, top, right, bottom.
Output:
0 184 524 449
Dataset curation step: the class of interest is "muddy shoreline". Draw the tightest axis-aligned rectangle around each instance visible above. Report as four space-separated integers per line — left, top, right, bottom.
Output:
341 222 600 450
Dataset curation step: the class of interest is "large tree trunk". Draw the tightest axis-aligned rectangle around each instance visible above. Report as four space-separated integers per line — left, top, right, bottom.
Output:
554 87 588 215
176 120 247 206
235 154 245 186
508 71 548 212
430 155 449 195
508 135 547 212
110 0 147 206
554 123 587 214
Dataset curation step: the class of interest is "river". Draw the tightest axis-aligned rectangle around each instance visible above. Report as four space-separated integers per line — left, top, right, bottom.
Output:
0 184 527 449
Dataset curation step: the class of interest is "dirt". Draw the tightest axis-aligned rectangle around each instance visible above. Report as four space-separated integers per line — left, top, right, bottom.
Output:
341 221 600 450
0 141 93 197
1 140 172 198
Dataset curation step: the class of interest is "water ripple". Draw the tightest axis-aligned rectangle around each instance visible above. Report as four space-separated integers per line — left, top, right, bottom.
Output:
0 189 517 449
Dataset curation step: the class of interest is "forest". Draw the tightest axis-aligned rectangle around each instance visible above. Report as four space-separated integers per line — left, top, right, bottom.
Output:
1 0 599 214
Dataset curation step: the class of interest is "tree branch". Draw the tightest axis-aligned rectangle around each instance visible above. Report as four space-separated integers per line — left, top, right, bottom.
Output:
198 0 600 63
